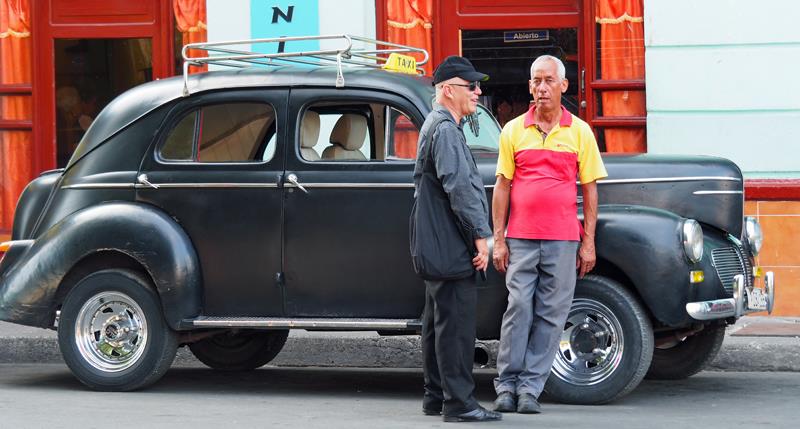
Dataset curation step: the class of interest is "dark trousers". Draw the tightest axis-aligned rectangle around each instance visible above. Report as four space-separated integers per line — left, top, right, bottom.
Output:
422 275 478 416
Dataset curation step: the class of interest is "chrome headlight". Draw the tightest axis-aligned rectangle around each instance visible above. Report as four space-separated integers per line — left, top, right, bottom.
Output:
682 219 704 263
744 216 763 256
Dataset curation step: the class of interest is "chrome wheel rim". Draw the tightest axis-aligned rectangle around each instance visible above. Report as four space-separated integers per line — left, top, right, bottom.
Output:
74 291 148 372
551 298 624 386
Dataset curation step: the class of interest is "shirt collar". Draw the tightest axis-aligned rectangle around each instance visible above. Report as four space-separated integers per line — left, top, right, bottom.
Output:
433 103 464 128
523 105 573 129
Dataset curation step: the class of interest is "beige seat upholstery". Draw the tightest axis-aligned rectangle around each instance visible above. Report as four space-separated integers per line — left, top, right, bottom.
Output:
322 114 368 161
300 111 321 161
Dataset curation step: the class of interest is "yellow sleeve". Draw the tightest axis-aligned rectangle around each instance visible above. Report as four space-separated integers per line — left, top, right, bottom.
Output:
577 124 608 184
495 121 516 180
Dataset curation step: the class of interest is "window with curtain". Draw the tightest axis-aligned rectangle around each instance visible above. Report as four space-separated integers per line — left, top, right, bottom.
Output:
173 0 208 75
0 0 33 236
385 0 433 159
595 0 646 153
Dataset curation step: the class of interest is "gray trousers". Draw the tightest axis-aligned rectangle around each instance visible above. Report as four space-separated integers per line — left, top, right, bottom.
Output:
494 238 579 397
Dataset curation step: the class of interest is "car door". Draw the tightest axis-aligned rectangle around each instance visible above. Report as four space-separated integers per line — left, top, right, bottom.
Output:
137 89 287 317
282 88 425 318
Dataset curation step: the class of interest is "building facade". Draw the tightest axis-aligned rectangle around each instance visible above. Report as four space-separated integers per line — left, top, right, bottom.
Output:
1 0 797 314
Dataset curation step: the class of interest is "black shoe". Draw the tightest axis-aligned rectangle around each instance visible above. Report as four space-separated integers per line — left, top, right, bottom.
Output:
443 406 502 422
516 393 542 414
493 392 517 412
423 406 442 416
422 395 442 416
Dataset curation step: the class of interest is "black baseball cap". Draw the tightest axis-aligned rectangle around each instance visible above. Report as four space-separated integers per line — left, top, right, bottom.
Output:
432 56 489 85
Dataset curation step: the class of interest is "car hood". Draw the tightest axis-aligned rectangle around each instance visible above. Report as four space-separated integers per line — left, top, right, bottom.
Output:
475 152 744 236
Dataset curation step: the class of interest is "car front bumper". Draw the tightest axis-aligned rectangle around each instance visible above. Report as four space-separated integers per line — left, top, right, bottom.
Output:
686 271 775 320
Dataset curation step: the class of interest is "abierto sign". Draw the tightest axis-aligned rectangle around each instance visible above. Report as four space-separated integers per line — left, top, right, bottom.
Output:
503 30 549 43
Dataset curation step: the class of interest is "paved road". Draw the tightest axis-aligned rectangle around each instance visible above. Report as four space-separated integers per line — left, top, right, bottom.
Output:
0 364 797 428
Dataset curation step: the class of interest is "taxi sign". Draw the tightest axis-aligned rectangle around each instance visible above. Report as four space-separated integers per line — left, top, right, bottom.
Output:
382 53 418 74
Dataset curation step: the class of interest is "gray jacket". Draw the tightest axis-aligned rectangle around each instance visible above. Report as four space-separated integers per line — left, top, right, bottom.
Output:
413 106 491 241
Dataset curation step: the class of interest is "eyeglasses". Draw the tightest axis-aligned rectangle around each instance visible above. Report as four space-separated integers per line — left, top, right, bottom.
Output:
447 81 481 92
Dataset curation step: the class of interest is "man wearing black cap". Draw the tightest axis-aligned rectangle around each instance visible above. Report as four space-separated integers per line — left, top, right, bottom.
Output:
409 56 500 423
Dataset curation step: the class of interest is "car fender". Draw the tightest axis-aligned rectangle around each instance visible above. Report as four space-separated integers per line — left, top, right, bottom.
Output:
0 202 201 330
593 204 692 327
11 169 64 240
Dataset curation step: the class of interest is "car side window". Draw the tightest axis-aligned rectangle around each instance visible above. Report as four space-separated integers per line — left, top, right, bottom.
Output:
299 102 419 162
160 102 277 163
386 108 419 160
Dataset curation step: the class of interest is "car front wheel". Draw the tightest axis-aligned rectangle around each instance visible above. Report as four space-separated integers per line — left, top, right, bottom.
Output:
189 330 289 370
646 324 726 380
544 275 654 404
57 269 178 391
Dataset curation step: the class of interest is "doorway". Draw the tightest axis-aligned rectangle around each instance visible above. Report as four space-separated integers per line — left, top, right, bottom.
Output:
32 0 172 171
461 28 579 127
54 38 153 167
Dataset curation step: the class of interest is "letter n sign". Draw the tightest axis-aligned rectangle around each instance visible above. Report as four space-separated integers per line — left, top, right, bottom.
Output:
272 6 294 24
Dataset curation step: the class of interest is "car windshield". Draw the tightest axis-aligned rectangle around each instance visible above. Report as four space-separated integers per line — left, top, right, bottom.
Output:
464 104 500 152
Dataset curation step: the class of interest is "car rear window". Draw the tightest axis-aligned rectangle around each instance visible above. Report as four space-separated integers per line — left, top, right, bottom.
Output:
160 102 276 163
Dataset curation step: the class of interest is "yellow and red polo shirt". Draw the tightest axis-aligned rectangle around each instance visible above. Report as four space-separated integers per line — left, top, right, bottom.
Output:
496 106 607 241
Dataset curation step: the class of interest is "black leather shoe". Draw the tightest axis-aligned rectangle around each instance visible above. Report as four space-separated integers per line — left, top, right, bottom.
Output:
422 396 442 416
423 406 442 416
493 391 517 412
516 393 542 414
443 406 502 422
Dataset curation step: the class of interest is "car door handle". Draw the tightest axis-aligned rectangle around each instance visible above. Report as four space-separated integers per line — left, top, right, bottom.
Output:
137 174 159 189
286 174 308 194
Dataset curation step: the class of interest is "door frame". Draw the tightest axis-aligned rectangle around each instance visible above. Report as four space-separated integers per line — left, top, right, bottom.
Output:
31 0 173 172
376 0 602 123
432 0 588 120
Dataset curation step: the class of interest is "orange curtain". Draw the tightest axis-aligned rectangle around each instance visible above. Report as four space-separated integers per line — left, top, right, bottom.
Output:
386 0 433 159
0 0 33 234
173 0 208 73
596 0 646 152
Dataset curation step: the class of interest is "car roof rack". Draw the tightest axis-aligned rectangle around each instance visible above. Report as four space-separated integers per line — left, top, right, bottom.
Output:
181 34 430 95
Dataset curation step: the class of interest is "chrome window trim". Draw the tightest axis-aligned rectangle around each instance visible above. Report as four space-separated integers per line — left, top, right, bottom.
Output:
65 176 742 191
692 190 744 195
62 183 136 190
64 182 413 190
484 176 742 189
296 159 416 165
285 182 414 189
597 176 741 184
63 183 280 190
144 183 281 189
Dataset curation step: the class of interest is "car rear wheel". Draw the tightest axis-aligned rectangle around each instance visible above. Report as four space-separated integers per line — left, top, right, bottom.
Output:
545 275 653 405
646 324 726 380
57 269 178 391
189 330 289 370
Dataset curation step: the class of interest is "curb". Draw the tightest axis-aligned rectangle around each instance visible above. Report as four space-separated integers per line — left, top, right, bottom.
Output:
1 333 798 372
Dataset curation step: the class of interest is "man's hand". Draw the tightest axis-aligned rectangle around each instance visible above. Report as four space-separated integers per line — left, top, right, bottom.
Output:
577 238 596 278
492 239 509 273
473 238 489 272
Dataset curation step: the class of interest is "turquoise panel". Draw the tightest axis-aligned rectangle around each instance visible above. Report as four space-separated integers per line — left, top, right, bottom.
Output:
250 1 320 59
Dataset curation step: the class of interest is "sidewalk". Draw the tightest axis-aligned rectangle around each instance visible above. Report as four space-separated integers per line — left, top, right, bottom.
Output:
1 316 798 370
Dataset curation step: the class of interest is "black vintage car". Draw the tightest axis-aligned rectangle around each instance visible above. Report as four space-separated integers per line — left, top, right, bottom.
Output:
0 37 774 404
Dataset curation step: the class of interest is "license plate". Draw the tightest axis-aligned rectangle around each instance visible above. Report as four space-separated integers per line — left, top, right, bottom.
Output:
746 287 768 311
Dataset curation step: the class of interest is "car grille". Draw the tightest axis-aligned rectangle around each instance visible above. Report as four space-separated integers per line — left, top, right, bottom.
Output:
711 245 753 296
